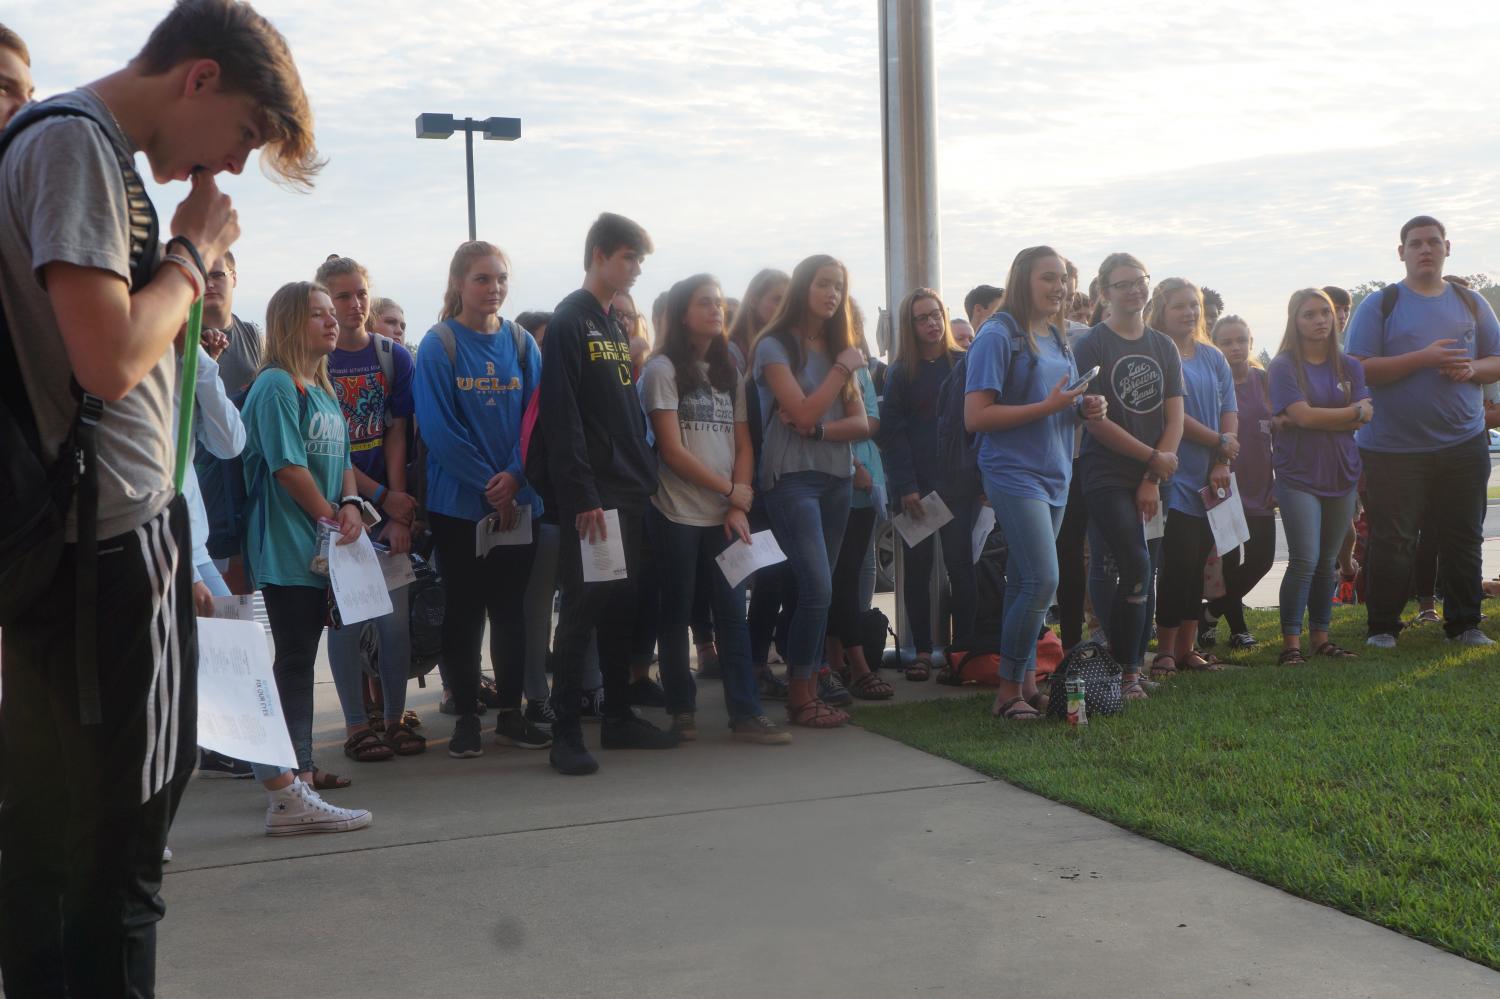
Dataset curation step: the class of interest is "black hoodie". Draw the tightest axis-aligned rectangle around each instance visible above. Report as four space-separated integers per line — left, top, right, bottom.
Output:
538 288 658 518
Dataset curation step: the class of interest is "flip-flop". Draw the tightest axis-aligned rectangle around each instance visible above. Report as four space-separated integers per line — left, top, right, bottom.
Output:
992 696 1041 721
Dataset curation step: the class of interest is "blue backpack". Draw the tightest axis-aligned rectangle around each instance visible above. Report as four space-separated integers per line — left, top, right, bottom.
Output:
934 313 1049 500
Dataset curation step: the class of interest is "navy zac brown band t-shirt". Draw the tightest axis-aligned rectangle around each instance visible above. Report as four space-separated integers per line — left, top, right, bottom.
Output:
1074 322 1185 495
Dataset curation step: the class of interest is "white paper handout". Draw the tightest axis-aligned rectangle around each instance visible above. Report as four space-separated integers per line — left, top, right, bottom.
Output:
377 549 417 591
581 509 629 583
971 504 997 564
475 508 534 558
211 594 256 622
892 491 955 548
328 530 394 625
1205 473 1252 556
195 617 297 770
716 530 787 588
1144 506 1166 541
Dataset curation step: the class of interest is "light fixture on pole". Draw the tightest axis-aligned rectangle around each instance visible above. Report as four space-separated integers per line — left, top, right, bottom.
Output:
415 113 522 241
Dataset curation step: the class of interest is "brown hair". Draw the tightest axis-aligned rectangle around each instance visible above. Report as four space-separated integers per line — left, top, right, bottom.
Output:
439 241 509 320
1210 314 1260 369
583 212 653 271
132 0 322 188
0 23 30 65
314 255 369 288
728 268 790 365
366 297 402 332
895 287 959 377
1277 289 1352 405
260 280 334 396
659 274 737 399
998 245 1066 354
753 254 861 404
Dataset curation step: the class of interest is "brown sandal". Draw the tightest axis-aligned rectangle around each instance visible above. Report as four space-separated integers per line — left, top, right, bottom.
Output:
1026 690 1050 713
1181 653 1227 672
850 671 895 700
1277 647 1307 666
308 768 351 791
992 696 1041 721
787 699 849 728
1149 655 1178 679
382 721 427 756
1314 642 1357 659
905 655 933 682
343 728 395 762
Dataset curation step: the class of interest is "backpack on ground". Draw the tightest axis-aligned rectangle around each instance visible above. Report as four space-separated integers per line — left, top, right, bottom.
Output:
936 522 1008 684
1045 641 1124 719
0 100 158 726
358 553 443 685
860 606 893 672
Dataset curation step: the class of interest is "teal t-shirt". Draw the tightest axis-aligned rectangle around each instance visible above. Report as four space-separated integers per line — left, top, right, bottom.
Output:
242 368 351 589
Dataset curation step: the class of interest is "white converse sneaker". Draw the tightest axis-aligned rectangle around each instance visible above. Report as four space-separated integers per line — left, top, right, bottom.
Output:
265 778 373 837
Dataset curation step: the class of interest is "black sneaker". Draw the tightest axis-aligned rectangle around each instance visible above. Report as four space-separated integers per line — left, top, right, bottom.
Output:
818 668 853 707
627 678 667 708
448 714 484 758
524 698 556 729
478 674 503 709
494 709 552 749
579 687 605 721
601 712 682 750
549 728 599 776
198 748 255 780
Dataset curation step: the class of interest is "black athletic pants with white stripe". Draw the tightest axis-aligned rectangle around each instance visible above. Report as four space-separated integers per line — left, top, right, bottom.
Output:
0 497 197 998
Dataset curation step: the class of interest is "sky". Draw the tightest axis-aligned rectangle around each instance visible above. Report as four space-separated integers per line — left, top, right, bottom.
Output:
10 0 1500 355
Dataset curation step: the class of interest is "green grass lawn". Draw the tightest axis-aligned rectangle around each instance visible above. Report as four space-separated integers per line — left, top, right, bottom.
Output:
857 602 1500 969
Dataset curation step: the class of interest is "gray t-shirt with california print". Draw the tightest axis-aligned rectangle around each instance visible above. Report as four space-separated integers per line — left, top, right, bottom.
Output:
0 89 174 540
640 354 746 527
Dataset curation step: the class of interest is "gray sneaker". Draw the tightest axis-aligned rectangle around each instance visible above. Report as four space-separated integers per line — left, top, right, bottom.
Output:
730 715 793 745
1448 628 1496 647
1365 633 1397 649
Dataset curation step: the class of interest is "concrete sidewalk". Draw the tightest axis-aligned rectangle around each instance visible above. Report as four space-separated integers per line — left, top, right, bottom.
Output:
158 659 1500 997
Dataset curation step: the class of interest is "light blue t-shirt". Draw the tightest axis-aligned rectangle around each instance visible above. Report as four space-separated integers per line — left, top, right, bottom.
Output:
751 334 852 486
1166 342 1237 517
1344 283 1500 453
241 368 352 589
965 315 1077 506
851 366 885 510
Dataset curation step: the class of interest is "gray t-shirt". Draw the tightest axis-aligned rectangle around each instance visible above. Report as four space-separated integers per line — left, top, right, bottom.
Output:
640 354 745 526
752 334 853 489
0 89 174 540
214 315 264 396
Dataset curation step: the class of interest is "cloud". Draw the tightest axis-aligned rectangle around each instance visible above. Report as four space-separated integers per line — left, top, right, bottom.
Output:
7 0 1500 349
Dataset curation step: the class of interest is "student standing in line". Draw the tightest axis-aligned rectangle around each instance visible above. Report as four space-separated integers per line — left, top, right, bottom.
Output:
0 23 33 127
240 281 377 818
964 247 1105 721
1200 315 1276 650
368 296 408 344
1147 278 1238 675
415 241 552 758
541 213 675 776
877 287 976 677
515 309 561 728
964 283 1005 329
1268 289 1372 663
753 254 870 728
1345 216 1500 648
728 270 789 375
316 255 423 758
1075 254 1185 700
640 274 793 743
0 5 326 990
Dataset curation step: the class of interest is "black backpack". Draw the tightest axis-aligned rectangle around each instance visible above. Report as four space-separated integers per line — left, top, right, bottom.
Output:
935 315 1052 501
357 553 444 685
0 100 159 725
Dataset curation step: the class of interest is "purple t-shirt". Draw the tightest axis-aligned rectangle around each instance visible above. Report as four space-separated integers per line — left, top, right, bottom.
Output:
1232 369 1275 516
1268 353 1368 497
329 335 415 486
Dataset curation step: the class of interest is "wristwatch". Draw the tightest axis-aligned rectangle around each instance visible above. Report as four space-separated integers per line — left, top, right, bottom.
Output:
813 422 826 442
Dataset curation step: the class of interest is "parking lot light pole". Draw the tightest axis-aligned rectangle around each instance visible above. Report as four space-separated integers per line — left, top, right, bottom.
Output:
415 113 522 241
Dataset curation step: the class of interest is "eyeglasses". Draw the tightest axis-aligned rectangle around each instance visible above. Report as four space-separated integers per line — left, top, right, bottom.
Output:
912 309 944 326
1109 276 1151 293
614 311 637 326
206 270 233 283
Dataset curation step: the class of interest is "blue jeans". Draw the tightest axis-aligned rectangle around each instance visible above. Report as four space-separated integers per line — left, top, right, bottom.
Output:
987 486 1065 683
1277 483 1357 637
326 582 411 727
764 471 852 679
1084 486 1159 671
650 507 765 721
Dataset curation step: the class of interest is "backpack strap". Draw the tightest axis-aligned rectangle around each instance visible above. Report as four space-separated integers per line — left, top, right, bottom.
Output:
434 320 458 368
508 320 529 376
0 99 160 726
1379 281 1483 349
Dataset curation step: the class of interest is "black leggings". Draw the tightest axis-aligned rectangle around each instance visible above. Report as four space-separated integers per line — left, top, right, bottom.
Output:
829 506 877 647
1157 509 1214 628
1204 512 1276 633
430 511 535 716
1055 468 1088 647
